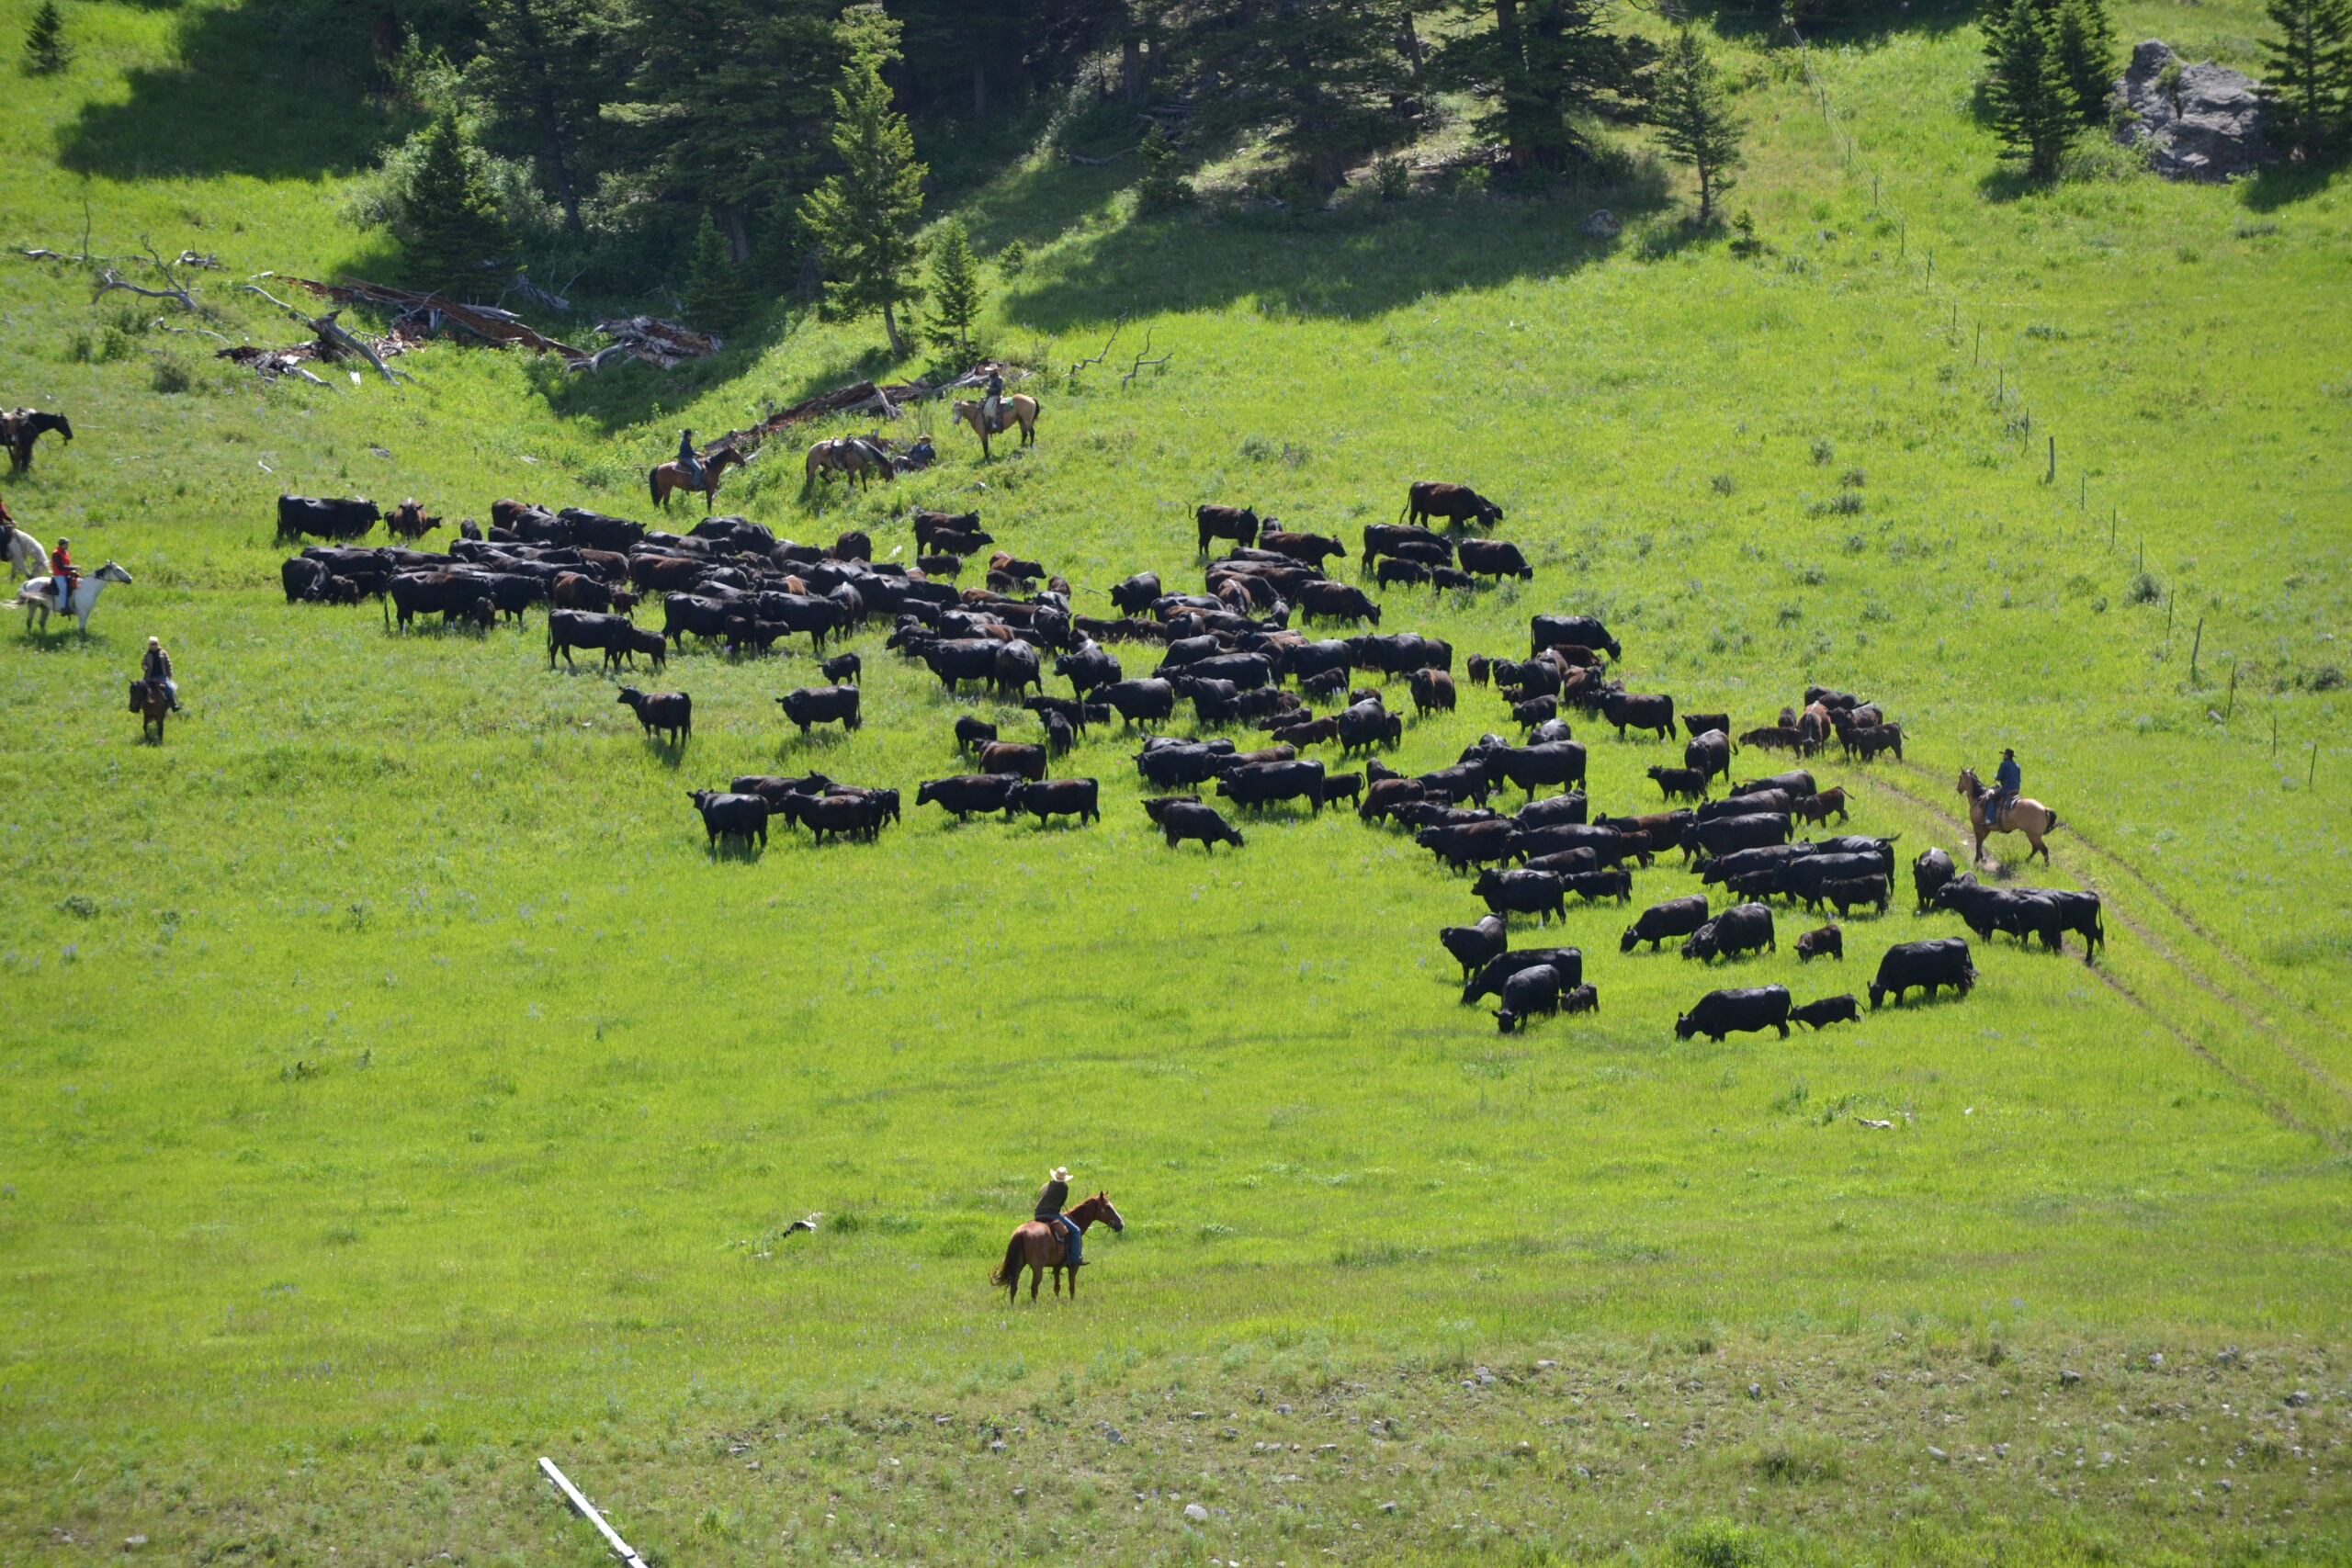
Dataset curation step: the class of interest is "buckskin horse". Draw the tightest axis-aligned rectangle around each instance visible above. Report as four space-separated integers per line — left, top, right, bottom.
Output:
991 1191 1123 1302
951 393 1039 460
4 409 73 474
648 446 747 512
802 436 895 492
1958 765 2058 865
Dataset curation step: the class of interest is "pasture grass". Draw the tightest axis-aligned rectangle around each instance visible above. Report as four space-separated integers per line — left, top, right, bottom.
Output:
1 0 2349 1562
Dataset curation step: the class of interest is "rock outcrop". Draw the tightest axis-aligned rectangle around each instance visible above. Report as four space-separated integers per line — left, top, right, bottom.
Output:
2113 39 2269 180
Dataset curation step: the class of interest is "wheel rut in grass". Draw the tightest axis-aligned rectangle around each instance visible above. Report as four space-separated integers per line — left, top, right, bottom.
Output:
1849 768 2350 1147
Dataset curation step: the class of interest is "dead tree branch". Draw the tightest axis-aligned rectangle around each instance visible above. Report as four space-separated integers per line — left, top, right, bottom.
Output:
1067 321 1123 379
1062 146 1137 165
238 284 413 384
1120 327 1170 388
153 319 234 345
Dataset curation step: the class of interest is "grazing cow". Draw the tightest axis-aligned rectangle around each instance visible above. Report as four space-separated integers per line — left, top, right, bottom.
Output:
1843 722 1905 762
559 508 646 551
1136 740 1237 789
1560 868 1634 904
1358 777 1425 822
1298 667 1350 703
1260 529 1346 567
1417 819 1519 872
1461 947 1584 1006
1791 994 1860 1031
1405 480 1504 530
917 773 1023 821
1869 938 1976 1009
551 571 634 615
1216 759 1325 812
1682 902 1777 963
1098 678 1176 728
1912 847 1957 912
978 741 1049 781
1796 924 1843 963
777 685 862 735
822 652 862 684
1682 712 1731 739
1458 538 1532 581
281 557 329 602
547 607 633 667
1008 778 1100 825
1648 764 1708 802
277 494 380 542
955 716 998 754
1691 812 1793 857
613 626 669 671
1361 524 1453 566
1109 572 1161 615
1321 771 1363 807
1517 792 1591 829
1781 853 1887 910
1510 694 1558 731
1792 788 1849 825
1299 581 1381 626
797 792 892 844
1487 740 1586 797
1493 964 1562 1033
1602 691 1676 740
1734 770 1816 799
1408 667 1457 717
1523 848 1600 878
1043 710 1075 756
1684 728 1732 784
1820 874 1890 918
1272 716 1339 749
1196 504 1261 553
1057 642 1122 695
1416 760 1497 809
1741 725 1806 752
1528 615 1621 660
1155 799 1245 852
616 687 691 743
1430 567 1476 592
1440 914 1509 979
687 789 768 850
1675 985 1794 1042
1375 557 1431 591
1472 868 1567 925
918 552 965 579
1621 894 1711 953
1338 701 1402 755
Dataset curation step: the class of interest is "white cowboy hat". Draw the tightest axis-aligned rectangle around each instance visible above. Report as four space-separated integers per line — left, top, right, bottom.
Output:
1048 1167 1070 1181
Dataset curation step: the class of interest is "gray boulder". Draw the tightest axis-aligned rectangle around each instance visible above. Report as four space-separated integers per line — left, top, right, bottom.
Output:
2113 39 2269 180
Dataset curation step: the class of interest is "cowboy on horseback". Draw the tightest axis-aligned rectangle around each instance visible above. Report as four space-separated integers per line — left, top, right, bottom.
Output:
676 429 703 491
1035 1165 1084 1270
142 636 180 711
1983 748 2020 828
48 536 76 609
982 369 1004 434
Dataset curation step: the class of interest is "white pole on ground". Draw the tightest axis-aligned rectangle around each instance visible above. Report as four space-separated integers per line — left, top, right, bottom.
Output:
539 1458 653 1568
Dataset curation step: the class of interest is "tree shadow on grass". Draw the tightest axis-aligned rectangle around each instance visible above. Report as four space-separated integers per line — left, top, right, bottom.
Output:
58 0 417 181
522 329 897 441
1676 0 1979 45
1001 179 1670 333
2235 158 2348 213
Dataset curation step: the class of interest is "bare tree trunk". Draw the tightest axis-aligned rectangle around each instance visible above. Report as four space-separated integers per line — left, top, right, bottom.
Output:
1495 0 1532 172
882 299 908 358
1122 34 1144 100
718 206 752 265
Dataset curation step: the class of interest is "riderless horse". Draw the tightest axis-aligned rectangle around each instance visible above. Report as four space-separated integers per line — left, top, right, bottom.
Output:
3 409 74 474
16 559 131 636
991 1191 1123 1302
0 519 43 580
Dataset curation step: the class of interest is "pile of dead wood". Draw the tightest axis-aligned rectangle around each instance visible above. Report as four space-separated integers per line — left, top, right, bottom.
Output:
692 364 1012 462
571 316 719 373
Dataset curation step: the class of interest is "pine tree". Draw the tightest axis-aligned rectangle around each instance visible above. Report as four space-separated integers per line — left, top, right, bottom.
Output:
798 13 928 355
1651 28 1745 225
23 0 69 74
2052 0 2117 123
1134 123 1194 211
1430 0 1653 175
922 220 984 352
400 113 509 293
2262 0 2352 159
683 210 757 333
461 0 613 233
997 238 1028 278
1982 0 2078 179
1179 0 1415 191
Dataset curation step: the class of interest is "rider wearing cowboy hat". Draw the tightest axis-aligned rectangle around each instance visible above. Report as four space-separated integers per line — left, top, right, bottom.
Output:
1035 1166 1083 1269
142 636 180 711
676 428 704 491
1985 747 2021 825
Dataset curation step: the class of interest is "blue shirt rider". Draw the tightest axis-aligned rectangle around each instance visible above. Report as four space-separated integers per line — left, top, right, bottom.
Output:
676 429 703 491
1987 748 2021 822
1035 1165 1082 1269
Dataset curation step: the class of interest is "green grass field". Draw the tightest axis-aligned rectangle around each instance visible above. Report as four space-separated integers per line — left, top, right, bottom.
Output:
2 1 2349 1563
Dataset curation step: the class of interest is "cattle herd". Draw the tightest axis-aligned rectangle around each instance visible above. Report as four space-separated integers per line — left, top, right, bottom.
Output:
273 480 2099 1039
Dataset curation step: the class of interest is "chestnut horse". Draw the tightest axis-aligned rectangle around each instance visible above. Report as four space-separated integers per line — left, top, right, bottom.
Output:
648 446 746 511
991 1191 1123 1302
130 678 171 743
1958 765 2058 865
951 393 1039 460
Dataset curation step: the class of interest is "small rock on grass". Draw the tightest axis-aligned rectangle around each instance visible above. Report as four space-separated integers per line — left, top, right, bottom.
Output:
1183 1503 1210 1522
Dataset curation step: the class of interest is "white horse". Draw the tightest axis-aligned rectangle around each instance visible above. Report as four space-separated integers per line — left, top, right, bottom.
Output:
1 523 41 580
17 560 132 636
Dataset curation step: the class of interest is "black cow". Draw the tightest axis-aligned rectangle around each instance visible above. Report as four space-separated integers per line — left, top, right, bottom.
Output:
1098 678 1176 728
1458 538 1532 581
1675 985 1793 1041
687 789 768 850
1682 712 1731 739
1321 771 1363 807
1299 581 1381 626
281 557 328 602
1912 847 1957 913
1602 691 1676 740
1684 728 1732 783
1782 853 1888 909
1488 740 1586 797
1337 701 1402 755
1529 615 1621 660
1682 902 1776 963
1622 895 1710 953
822 652 863 684
1196 504 1261 553
1493 964 1562 1033
614 626 669 671
1561 868 1633 904
1510 823 1625 867
1405 480 1504 530
1691 812 1793 857
1216 759 1325 812
1791 994 1860 1030
917 773 1022 821
546 608 633 669
1008 778 1100 826
1136 741 1236 789
1819 874 1890 918
1462 947 1583 1006
1697 843 1816 886
1869 938 1976 1008
1417 819 1518 872
1698 790 1792 822
2043 888 2107 961
1472 868 1567 925
1648 764 1708 802
559 508 647 551
993 641 1044 698
1260 529 1347 566
617 687 692 743
1796 924 1843 962
978 742 1049 782
778 685 862 735
1361 524 1453 566
1733 770 1816 799
277 494 380 542
1516 792 1590 829
1439 914 1509 979
955 715 999 754
1155 799 1245 852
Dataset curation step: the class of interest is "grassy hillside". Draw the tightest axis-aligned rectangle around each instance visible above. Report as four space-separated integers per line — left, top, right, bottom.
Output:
1 1 2348 1564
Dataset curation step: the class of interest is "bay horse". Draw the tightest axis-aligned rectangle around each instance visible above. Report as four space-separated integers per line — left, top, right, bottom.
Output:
648 446 747 512
992 1191 1123 1302
1957 765 2058 865
130 678 171 743
4 409 73 474
951 394 1039 460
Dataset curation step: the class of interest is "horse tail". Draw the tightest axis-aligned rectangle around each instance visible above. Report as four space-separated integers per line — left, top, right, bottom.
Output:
990 1231 1024 1288
2046 808 2059 832
648 466 662 506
